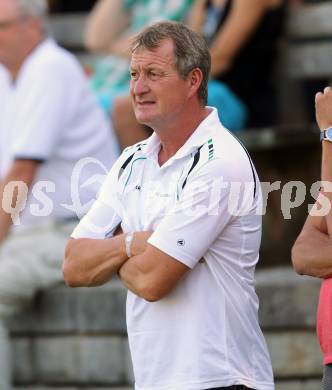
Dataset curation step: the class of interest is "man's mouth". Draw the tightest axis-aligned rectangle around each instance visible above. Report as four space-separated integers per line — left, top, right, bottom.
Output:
136 101 155 106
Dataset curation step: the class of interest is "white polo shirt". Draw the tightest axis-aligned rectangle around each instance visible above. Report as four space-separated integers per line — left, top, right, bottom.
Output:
72 108 274 390
0 38 120 229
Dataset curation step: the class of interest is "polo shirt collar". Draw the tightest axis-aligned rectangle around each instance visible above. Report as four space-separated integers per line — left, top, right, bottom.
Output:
144 107 220 162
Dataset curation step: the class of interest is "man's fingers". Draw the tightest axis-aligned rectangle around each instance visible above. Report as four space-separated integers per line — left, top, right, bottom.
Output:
315 86 332 130
316 86 332 103
316 86 332 104
315 91 323 103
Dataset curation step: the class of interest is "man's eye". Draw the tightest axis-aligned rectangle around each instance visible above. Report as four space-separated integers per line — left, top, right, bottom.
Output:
149 71 159 79
130 72 137 79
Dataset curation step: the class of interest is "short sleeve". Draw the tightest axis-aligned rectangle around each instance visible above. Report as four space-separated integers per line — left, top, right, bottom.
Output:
71 153 126 239
148 158 257 268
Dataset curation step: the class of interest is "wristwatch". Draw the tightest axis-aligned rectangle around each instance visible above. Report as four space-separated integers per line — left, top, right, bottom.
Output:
320 127 332 142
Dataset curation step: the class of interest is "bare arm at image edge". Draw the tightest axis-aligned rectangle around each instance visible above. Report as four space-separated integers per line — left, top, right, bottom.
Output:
209 0 271 76
84 0 130 54
292 87 332 278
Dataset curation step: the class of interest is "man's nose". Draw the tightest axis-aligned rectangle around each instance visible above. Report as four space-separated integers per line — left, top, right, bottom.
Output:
131 75 149 95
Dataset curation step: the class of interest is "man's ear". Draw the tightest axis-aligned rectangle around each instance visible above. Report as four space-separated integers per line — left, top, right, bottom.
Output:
187 68 203 99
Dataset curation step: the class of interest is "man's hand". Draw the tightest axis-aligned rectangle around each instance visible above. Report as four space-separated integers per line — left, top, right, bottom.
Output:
118 231 190 301
315 86 332 131
130 232 153 257
115 228 152 257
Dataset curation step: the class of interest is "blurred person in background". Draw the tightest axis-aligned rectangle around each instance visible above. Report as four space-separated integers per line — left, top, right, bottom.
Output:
188 0 286 130
0 0 119 388
292 86 332 390
85 0 193 148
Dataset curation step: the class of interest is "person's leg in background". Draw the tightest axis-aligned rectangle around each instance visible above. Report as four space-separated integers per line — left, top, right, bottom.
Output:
0 221 75 389
323 364 332 390
0 321 10 390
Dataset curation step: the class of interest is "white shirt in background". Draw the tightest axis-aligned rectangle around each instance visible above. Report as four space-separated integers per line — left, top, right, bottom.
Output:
0 38 120 229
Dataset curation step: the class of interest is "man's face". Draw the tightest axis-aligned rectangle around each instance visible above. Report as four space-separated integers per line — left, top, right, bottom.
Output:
130 39 192 130
0 0 27 69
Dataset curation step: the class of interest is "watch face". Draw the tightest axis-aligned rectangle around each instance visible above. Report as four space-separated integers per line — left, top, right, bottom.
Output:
327 128 332 140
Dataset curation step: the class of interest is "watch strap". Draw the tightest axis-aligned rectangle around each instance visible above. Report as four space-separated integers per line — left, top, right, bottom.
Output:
321 127 332 142
125 232 134 258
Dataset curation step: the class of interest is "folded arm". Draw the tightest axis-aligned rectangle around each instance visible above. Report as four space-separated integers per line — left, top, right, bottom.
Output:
63 231 152 287
118 244 190 302
63 235 127 287
292 87 332 278
63 228 189 302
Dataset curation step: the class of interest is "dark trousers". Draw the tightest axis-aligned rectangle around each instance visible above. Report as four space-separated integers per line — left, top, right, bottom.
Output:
208 386 255 390
323 364 332 390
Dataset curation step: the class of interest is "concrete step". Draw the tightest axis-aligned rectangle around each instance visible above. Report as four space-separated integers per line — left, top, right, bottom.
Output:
9 268 321 334
10 268 324 386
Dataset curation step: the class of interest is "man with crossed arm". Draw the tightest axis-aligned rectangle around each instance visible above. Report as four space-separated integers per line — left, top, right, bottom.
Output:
64 21 273 390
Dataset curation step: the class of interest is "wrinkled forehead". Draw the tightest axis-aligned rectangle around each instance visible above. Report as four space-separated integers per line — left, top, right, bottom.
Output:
0 0 21 20
130 40 176 68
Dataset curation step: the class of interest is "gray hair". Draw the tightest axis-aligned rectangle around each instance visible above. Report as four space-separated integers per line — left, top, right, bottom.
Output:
132 21 211 106
16 0 48 18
